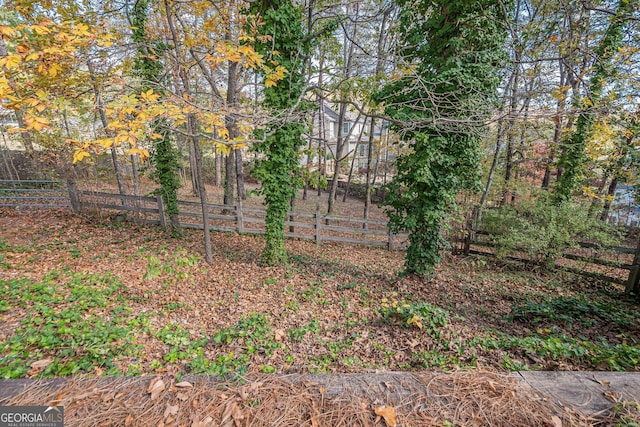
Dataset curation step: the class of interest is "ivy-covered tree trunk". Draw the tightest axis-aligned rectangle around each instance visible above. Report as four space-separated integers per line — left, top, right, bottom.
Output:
554 0 638 203
131 0 181 232
377 0 508 276
249 0 310 266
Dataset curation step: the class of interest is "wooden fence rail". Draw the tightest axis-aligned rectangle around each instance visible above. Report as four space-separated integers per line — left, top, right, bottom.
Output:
74 188 407 250
0 179 70 208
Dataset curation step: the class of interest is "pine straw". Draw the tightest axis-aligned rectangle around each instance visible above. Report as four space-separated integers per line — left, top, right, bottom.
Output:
1 370 607 427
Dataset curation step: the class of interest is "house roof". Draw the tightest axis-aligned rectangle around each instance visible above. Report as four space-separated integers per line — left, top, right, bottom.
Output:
322 103 339 121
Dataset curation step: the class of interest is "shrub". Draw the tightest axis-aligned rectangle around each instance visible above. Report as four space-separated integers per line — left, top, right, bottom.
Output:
481 193 620 268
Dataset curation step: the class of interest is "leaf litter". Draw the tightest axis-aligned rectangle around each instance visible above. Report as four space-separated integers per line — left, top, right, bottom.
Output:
1 208 638 425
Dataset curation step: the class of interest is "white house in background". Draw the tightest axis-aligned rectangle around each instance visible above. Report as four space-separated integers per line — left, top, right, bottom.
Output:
609 184 640 227
304 102 376 178
0 107 24 151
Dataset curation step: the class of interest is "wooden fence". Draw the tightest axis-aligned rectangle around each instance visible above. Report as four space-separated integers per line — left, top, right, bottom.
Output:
75 189 406 250
457 210 640 295
2 180 639 294
0 180 404 249
0 179 70 208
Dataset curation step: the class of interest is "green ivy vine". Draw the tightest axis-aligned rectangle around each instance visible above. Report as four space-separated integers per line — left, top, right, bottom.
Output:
377 0 508 276
131 0 181 233
248 0 311 265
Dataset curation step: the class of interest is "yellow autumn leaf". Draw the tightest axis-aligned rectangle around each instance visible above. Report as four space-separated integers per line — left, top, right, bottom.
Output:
374 406 397 427
31 24 52 35
48 64 62 77
406 314 423 329
217 127 229 140
97 138 114 149
73 150 90 163
214 142 231 155
24 114 50 131
140 89 160 103
0 25 17 39
128 147 149 162
0 55 22 69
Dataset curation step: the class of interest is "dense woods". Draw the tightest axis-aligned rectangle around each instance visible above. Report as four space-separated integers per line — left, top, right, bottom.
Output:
1 0 639 277
2 5 640 419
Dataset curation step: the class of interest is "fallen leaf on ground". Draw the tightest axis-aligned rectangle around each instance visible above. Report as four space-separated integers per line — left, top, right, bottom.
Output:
221 400 243 427
148 378 165 401
191 416 213 427
175 381 193 388
30 358 53 369
125 414 134 426
374 406 397 427
164 404 179 419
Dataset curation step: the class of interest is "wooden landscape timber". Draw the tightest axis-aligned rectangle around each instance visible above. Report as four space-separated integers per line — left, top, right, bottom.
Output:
0 371 618 426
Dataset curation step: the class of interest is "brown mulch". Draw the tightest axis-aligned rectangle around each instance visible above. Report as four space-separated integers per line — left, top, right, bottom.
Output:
1 370 595 427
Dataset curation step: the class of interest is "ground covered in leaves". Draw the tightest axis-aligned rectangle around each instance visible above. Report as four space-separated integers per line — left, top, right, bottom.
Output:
0 209 639 382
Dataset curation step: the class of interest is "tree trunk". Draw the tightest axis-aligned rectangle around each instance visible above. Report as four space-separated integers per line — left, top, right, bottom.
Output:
599 177 617 222
235 148 245 201
343 117 367 202
226 53 244 201
502 49 521 206
130 155 140 197
87 60 126 198
189 114 213 264
317 54 326 198
364 5 391 226
224 151 235 206
215 149 222 187
303 110 316 201
163 0 211 261
543 60 568 190
327 7 358 214
363 118 376 228
188 137 199 196
479 117 505 213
